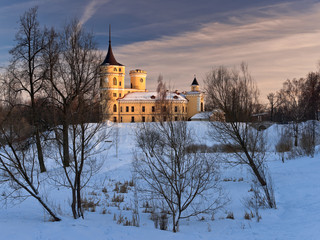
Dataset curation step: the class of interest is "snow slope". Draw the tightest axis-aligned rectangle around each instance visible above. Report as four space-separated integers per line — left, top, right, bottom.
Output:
0 122 320 240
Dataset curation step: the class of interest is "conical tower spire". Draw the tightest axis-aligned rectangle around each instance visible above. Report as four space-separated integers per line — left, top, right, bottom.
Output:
191 74 199 86
101 25 123 66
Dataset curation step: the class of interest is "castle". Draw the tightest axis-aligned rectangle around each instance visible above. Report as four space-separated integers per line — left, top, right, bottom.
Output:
100 32 205 123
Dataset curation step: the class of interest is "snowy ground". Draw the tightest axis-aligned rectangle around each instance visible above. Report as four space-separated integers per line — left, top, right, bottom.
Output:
0 122 320 240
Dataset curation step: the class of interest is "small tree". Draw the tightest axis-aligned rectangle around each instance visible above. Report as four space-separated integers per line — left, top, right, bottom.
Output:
205 63 276 209
0 103 60 221
48 97 109 219
277 79 305 146
134 120 225 232
43 19 108 219
8 7 47 172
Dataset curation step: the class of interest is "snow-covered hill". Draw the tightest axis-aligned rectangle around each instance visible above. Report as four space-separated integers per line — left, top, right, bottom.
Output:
0 122 319 240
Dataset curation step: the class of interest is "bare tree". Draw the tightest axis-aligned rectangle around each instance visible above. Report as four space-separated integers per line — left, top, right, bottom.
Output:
267 93 277 122
134 120 225 232
43 20 101 168
43 20 108 219
301 72 320 121
205 63 276 209
48 111 109 219
8 7 46 172
0 96 60 221
277 78 305 147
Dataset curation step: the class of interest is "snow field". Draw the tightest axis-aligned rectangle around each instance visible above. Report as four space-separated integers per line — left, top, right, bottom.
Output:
0 121 320 240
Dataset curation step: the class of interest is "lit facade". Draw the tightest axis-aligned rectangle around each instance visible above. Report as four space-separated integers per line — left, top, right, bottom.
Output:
100 35 205 123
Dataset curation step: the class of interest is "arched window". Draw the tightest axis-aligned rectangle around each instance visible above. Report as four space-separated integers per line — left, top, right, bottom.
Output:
113 104 117 112
114 68 117 72
113 77 117 85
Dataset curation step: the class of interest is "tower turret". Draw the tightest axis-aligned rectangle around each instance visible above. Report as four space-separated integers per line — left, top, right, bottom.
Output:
130 69 147 90
100 25 125 122
100 25 125 91
191 75 200 92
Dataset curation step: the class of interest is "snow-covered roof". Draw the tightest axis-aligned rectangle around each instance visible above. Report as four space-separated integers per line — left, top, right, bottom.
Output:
119 91 188 102
185 91 201 95
190 112 211 120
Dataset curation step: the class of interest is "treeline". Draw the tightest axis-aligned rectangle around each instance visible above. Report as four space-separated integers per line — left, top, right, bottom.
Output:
268 71 320 122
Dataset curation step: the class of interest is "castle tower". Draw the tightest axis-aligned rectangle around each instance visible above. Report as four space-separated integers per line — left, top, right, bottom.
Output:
191 75 200 92
100 26 125 121
185 76 204 119
130 69 147 90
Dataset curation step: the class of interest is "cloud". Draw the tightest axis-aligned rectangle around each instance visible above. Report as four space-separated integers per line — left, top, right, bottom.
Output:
110 2 320 102
79 0 109 26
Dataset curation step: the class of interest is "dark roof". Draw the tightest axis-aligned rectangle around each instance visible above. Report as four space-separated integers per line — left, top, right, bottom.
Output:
101 26 123 66
191 76 199 86
101 43 123 66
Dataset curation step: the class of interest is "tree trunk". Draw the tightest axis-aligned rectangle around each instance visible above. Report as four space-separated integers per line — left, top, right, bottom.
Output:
71 188 77 219
76 174 83 219
35 195 61 221
62 108 70 167
172 212 177 233
35 128 46 173
30 78 46 173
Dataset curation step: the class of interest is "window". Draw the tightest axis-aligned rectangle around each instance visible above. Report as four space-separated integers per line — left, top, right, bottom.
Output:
126 106 129 112
113 117 117 122
119 81 122 86
120 117 123 122
142 106 145 112
119 93 122 97
152 116 155 122
140 78 143 83
113 104 117 112
162 106 166 112
119 68 121 72
174 106 178 112
201 102 204 111
152 106 155 112
114 68 117 71
175 116 178 121
182 106 184 112
163 116 166 122
186 107 187 112
142 116 145 122
131 106 134 112
120 106 123 112
113 77 117 85
113 93 117 97
131 116 135 122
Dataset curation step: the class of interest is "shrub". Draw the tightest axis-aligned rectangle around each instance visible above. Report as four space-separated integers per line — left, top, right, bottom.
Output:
119 182 128 193
226 212 234 219
128 179 134 187
300 123 316 157
112 193 124 202
82 197 100 212
275 132 292 153
113 182 120 193
159 212 168 230
244 212 251 220
150 212 159 229
116 213 124 224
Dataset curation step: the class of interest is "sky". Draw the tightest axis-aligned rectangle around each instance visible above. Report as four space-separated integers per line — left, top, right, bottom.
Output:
0 0 320 102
